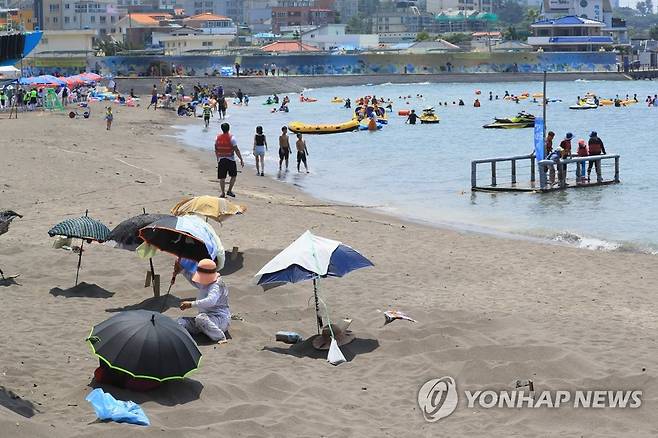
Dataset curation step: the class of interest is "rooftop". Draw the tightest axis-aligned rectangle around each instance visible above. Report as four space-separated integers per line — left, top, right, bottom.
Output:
127 12 173 26
260 40 320 52
185 12 231 21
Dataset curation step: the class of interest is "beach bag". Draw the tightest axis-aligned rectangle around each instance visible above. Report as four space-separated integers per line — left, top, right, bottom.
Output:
327 338 346 366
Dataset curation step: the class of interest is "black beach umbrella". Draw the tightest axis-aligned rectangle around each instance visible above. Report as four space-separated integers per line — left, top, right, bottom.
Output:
107 213 171 251
0 210 22 280
107 212 172 289
87 310 202 382
138 215 212 262
48 211 111 286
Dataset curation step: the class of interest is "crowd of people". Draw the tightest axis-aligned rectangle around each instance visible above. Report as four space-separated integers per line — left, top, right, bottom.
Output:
0 82 99 111
544 130 607 185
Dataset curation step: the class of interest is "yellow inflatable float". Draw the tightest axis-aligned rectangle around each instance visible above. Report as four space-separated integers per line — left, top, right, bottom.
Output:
330 97 344 103
288 119 359 134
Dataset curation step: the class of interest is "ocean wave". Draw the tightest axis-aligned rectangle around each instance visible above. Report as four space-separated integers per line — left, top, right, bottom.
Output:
549 231 657 254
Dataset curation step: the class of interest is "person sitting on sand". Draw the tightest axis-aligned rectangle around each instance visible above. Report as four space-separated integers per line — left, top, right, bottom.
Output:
176 259 230 343
296 133 309 173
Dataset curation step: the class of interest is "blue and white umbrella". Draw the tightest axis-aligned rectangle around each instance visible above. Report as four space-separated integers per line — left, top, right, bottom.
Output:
255 230 373 333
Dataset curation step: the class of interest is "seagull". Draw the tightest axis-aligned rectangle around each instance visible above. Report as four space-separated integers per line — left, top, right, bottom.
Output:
0 210 22 280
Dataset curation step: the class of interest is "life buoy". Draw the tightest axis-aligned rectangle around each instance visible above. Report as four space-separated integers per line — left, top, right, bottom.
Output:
398 109 410 116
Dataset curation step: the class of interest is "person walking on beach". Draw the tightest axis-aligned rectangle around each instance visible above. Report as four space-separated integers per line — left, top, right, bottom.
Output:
105 106 113 130
175 259 230 343
215 122 244 198
296 133 309 173
218 96 227 119
278 126 291 171
253 126 268 176
147 85 158 110
202 102 212 128
587 131 606 182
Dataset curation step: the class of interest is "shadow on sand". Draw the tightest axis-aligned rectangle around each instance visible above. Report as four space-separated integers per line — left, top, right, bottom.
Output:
90 378 203 407
219 250 244 276
0 386 39 418
106 294 181 313
0 276 20 287
263 337 380 362
50 282 114 298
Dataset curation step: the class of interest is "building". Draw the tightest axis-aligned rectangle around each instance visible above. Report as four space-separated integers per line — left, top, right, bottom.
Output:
528 15 614 51
155 25 234 54
300 23 378 50
333 0 359 22
540 0 628 45
174 0 242 23
182 12 237 34
243 0 277 32
271 0 335 33
36 0 122 38
113 11 173 47
260 39 320 52
427 0 495 13
434 10 497 33
24 28 96 72
0 7 35 30
398 39 461 52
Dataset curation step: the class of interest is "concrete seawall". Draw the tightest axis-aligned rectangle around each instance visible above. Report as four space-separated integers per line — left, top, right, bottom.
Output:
115 72 629 97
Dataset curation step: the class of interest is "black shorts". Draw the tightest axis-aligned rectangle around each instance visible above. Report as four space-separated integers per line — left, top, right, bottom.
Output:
279 148 290 160
297 152 307 165
217 159 237 179
203 115 210 121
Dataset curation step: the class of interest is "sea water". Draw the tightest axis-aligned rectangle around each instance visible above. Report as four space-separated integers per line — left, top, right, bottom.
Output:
175 80 658 253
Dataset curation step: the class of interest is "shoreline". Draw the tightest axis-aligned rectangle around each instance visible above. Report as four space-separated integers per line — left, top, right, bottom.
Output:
2 104 658 436
116 71 630 96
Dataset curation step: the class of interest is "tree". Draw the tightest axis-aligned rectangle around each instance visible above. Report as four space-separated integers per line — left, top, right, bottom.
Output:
651 24 658 39
637 0 648 15
525 7 540 24
346 15 367 34
647 0 655 13
497 0 525 25
415 31 432 41
503 25 520 40
442 33 473 45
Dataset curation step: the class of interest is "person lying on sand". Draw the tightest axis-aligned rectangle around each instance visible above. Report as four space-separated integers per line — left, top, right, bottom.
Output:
175 259 231 343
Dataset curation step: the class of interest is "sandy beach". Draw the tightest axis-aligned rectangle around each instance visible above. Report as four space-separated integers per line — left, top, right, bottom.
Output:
1 102 657 437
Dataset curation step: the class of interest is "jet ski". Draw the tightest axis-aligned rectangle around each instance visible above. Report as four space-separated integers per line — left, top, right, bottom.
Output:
483 112 535 129
569 99 598 110
419 107 440 124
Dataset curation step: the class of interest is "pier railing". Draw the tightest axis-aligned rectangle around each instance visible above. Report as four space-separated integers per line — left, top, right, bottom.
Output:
537 154 620 190
471 153 536 191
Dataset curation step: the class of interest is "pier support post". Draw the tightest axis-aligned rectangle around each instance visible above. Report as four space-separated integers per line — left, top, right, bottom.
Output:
614 156 620 183
511 159 517 184
471 162 477 188
530 157 536 183
491 162 496 186
538 162 547 190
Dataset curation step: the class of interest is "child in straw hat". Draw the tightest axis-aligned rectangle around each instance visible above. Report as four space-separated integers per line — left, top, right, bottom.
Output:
175 258 230 343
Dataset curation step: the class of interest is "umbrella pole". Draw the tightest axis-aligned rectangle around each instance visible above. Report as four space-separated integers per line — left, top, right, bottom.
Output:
75 238 84 286
313 278 323 334
159 273 176 313
149 258 160 297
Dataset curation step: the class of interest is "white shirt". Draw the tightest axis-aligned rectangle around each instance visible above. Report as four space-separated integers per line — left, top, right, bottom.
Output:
182 270 230 319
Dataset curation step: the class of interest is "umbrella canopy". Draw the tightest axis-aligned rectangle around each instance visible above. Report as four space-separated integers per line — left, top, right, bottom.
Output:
80 72 102 81
139 215 218 262
87 310 201 381
48 216 110 242
107 213 172 251
171 196 246 222
255 230 373 287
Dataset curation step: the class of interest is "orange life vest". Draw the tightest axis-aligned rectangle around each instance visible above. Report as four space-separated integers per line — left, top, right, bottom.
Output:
215 133 233 158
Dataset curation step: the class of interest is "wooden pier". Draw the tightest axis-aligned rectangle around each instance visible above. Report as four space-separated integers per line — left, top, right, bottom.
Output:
471 153 620 193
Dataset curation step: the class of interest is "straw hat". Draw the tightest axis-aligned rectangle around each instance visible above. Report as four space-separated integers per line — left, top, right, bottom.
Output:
312 319 356 350
192 259 219 285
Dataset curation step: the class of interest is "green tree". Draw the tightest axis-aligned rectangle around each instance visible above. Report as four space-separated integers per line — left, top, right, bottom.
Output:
415 31 432 41
637 0 648 15
525 7 540 23
650 24 658 38
442 32 473 45
346 15 367 34
503 25 520 40
497 0 525 25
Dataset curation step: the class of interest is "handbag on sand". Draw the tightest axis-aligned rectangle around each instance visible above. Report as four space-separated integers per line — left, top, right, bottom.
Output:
327 338 346 366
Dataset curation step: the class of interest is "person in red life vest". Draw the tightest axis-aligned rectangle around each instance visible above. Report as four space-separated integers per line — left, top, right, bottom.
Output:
215 122 244 198
558 132 573 182
576 139 588 183
587 131 607 183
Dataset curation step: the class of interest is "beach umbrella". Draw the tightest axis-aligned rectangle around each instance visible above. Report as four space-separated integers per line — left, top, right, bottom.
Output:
139 215 218 263
0 210 22 280
171 195 246 223
80 72 102 82
255 230 373 334
107 212 172 293
87 310 201 382
48 211 110 286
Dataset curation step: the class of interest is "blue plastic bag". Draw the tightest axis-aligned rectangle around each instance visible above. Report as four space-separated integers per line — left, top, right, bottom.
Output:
86 388 150 426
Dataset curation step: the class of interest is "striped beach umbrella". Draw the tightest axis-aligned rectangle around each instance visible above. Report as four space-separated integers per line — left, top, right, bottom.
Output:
48 211 110 286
